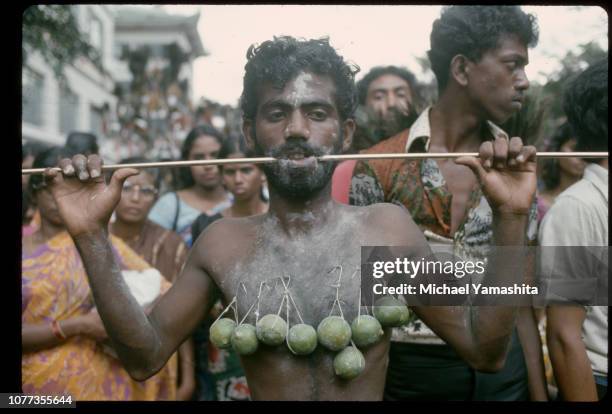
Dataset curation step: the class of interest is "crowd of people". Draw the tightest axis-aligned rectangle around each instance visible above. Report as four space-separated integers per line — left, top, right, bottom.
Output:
21 5 607 402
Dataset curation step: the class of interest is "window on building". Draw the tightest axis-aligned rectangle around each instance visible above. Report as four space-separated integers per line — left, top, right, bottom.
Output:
59 87 80 134
90 105 104 138
22 67 44 126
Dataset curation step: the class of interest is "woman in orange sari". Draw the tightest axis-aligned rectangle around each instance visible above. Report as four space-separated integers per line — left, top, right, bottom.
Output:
22 147 177 400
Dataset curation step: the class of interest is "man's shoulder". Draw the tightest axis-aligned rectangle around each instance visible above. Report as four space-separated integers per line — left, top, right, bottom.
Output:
554 177 607 212
361 129 410 155
348 202 411 230
195 214 261 246
363 202 411 222
191 215 261 271
342 201 403 216
540 177 608 244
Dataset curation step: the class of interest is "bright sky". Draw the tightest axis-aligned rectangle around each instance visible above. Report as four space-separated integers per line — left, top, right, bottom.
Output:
162 5 608 106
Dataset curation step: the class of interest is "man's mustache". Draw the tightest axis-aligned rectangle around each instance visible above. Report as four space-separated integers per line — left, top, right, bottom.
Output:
267 140 326 158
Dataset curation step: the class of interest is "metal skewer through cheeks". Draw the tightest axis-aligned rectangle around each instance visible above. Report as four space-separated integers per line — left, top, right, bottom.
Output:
21 151 609 175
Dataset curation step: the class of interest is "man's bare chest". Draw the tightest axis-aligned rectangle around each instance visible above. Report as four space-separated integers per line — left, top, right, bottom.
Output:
215 226 366 326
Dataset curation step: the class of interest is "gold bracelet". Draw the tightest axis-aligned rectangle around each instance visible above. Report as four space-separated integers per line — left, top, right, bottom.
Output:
51 320 67 340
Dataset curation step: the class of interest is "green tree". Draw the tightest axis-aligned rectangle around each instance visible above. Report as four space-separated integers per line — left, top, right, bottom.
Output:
536 41 607 143
22 5 102 90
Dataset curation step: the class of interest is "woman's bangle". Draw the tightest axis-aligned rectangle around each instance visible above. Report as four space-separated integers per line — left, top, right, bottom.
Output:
51 320 67 340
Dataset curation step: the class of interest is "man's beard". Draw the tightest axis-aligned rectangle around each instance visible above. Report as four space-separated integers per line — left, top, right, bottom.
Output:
351 105 418 151
254 132 342 201
374 106 418 141
381 107 417 138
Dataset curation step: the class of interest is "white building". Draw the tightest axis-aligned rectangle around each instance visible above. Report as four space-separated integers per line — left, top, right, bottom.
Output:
105 6 207 161
112 6 206 105
22 5 118 147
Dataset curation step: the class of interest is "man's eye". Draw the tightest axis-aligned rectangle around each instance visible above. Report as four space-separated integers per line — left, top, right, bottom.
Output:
267 111 285 121
241 167 254 174
309 110 327 120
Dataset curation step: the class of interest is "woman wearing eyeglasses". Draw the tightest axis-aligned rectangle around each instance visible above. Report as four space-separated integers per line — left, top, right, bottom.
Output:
22 148 179 400
109 156 195 400
110 157 188 284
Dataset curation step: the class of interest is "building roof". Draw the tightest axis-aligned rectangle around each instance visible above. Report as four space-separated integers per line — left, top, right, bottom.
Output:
114 6 207 58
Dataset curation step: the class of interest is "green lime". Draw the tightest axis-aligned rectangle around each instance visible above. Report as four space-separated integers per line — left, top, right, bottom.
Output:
351 315 384 348
333 346 366 380
209 318 236 349
373 296 410 327
317 316 351 351
231 323 258 355
256 314 287 346
287 324 318 355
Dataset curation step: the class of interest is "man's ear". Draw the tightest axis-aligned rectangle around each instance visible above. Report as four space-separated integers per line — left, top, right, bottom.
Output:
242 118 255 151
450 54 471 87
342 118 356 153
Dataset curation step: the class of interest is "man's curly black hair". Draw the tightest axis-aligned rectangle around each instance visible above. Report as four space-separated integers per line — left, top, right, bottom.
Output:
356 66 419 106
240 36 360 122
428 6 539 92
563 58 608 162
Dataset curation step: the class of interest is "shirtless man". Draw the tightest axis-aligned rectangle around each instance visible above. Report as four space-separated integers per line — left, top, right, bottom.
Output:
43 36 536 401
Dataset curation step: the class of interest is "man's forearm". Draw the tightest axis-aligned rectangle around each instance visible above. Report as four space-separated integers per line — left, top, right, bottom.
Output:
73 230 162 379
548 337 598 400
469 213 529 370
177 339 196 400
516 307 549 400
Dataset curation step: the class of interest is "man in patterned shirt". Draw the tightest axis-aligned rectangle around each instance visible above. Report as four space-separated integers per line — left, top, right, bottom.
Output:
350 6 547 400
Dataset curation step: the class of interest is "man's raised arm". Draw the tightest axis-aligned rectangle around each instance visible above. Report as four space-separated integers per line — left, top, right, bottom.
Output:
44 155 215 380
395 137 537 372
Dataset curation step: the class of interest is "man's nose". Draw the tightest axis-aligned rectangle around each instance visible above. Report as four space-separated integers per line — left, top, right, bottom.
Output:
515 69 530 91
285 110 310 140
386 94 398 109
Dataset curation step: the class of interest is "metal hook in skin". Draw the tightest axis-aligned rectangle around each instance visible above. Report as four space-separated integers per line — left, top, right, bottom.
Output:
327 265 343 289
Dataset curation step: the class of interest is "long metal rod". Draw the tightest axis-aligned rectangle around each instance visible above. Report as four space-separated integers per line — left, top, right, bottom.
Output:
21 151 609 175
